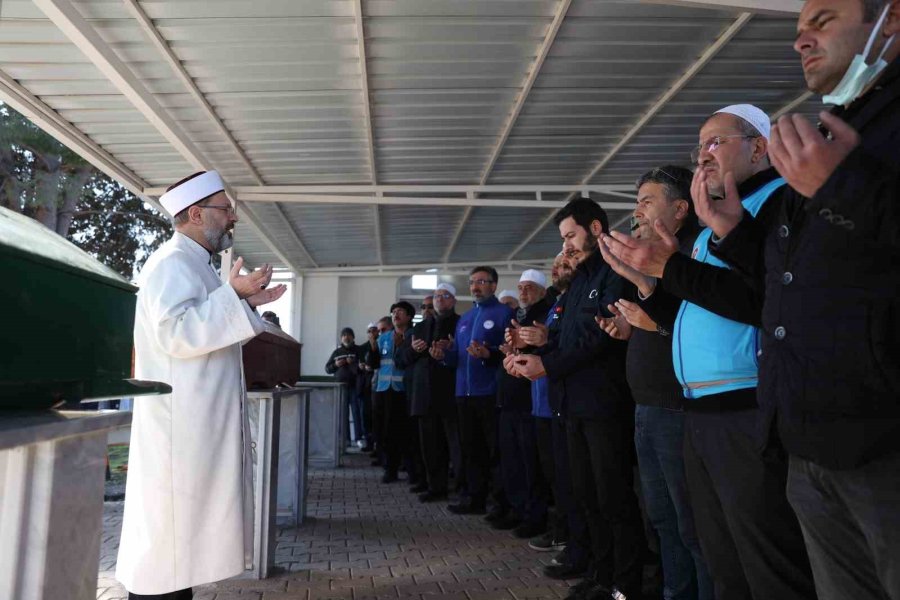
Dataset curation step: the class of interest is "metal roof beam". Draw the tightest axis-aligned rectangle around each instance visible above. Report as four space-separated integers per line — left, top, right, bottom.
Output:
444 0 572 263
506 211 559 262
372 204 384 266
145 184 638 195
304 258 555 275
273 203 319 269
564 13 753 203
639 0 802 16
238 193 634 211
771 90 816 120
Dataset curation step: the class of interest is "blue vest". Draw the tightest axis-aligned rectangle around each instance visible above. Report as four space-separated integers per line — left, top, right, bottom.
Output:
673 177 786 399
375 331 404 392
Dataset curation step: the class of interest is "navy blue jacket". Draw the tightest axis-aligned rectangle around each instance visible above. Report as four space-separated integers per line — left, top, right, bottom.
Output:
447 295 514 397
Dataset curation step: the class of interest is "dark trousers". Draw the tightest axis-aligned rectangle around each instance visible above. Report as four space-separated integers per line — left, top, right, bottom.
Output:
787 450 900 600
419 409 463 494
346 388 366 443
129 590 192 600
635 405 712 600
405 414 425 482
361 386 374 445
536 417 563 537
372 390 386 453
683 405 816 600
499 409 548 525
553 414 589 564
457 395 502 507
381 388 410 474
567 414 645 598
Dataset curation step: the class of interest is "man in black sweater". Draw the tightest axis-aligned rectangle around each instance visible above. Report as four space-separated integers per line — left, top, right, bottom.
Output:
598 166 711 600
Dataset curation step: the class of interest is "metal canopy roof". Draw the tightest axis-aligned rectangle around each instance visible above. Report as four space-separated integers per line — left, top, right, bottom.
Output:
0 0 816 273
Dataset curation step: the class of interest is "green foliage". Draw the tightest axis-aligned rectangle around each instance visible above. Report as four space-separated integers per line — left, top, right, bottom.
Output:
0 103 170 279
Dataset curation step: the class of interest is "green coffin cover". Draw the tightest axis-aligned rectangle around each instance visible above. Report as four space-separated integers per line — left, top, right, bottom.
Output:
0 206 170 407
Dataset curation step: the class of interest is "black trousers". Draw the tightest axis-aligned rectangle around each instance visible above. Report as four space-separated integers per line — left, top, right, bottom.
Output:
499 409 548 525
381 388 410 474
129 590 192 600
535 417 563 537
787 450 900 600
419 409 463 494
372 390 386 453
553 414 589 563
567 414 645 599
683 404 816 600
457 395 503 507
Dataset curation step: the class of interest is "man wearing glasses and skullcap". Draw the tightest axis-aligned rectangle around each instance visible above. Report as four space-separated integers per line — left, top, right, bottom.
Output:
116 171 286 599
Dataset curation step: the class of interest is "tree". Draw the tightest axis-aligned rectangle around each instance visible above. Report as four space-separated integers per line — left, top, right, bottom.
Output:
0 102 170 279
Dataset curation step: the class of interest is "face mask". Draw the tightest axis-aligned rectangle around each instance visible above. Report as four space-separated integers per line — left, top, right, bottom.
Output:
823 4 896 106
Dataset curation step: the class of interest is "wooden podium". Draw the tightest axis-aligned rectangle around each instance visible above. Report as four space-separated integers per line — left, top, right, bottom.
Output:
242 326 302 390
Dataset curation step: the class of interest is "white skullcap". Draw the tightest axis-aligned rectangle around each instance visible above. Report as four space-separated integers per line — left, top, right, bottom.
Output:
498 290 517 301
367 322 377 329
519 269 547 288
436 282 457 297
714 104 771 140
159 171 226 217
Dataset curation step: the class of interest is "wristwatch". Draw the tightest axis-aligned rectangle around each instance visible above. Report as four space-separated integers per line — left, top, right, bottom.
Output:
656 324 670 337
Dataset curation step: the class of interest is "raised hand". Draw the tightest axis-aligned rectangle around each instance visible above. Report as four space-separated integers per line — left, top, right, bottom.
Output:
247 283 286 308
770 111 860 199
598 237 657 297
614 298 657 332
466 339 490 359
230 258 274 299
518 322 549 347
693 169 744 239
595 303 632 340
411 336 428 353
600 221 679 279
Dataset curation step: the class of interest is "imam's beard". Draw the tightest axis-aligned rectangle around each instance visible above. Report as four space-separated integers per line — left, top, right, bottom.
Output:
204 225 234 253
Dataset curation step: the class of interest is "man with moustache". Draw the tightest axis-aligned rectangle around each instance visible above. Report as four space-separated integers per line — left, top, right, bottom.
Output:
694 1 900 597
601 107 816 600
117 171 286 599
513 198 642 600
396 283 462 502
446 266 514 515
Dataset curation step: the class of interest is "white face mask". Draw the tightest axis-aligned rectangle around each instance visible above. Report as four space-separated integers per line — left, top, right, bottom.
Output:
823 4 896 106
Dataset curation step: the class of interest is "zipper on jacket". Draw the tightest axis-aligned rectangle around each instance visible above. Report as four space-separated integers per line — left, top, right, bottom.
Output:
675 301 692 400
467 303 482 396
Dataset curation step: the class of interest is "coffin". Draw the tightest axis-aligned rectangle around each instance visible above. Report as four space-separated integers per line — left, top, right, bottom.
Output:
242 326 302 390
0 206 170 408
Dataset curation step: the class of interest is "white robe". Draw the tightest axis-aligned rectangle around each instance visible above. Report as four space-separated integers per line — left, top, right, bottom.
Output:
116 232 264 594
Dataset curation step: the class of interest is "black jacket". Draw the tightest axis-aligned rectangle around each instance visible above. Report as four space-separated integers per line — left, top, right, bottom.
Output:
395 312 460 417
325 343 365 394
711 59 900 470
626 221 701 409
539 250 631 418
497 296 553 412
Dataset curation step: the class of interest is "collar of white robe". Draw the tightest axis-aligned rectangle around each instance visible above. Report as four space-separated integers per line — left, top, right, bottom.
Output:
159 171 226 217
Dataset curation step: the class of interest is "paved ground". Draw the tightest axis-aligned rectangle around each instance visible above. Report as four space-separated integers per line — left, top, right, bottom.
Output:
97 452 574 599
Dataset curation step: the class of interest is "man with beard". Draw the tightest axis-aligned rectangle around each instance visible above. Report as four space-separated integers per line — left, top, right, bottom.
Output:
512 198 643 600
493 270 553 538
117 171 286 599
446 266 514 515
600 107 815 600
691 2 900 596
396 283 462 502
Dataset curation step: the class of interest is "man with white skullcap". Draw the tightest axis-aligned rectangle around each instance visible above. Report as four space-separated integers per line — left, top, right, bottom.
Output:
116 171 287 599
600 106 816 599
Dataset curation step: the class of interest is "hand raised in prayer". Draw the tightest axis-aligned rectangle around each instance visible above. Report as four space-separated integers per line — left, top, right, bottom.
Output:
432 335 453 352
614 299 657 332
503 353 521 377
428 345 445 361
595 303 632 341
770 112 860 199
512 354 546 381
412 336 428 353
230 258 274 299
693 169 744 240
599 222 678 279
506 320 528 350
247 283 287 308
466 339 490 359
518 322 549 347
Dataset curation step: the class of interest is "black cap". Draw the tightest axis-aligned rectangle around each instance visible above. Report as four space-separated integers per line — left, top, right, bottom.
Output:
390 301 416 317
340 327 355 338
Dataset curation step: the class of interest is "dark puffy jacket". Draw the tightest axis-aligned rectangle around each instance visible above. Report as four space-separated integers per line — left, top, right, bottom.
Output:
395 312 460 417
539 250 631 418
712 58 900 469
325 343 365 394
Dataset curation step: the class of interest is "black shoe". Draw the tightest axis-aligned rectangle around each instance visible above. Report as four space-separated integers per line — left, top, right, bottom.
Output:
409 482 428 494
577 583 615 600
484 506 508 523
360 444 373 453
370 458 382 467
490 514 522 530
513 521 546 539
447 502 487 515
381 471 399 483
419 490 448 503
543 561 589 580
528 531 566 552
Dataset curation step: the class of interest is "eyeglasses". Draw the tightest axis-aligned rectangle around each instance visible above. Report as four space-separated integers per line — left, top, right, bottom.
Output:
434 293 453 300
198 204 236 216
421 304 434 310
690 135 757 165
469 278 494 286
